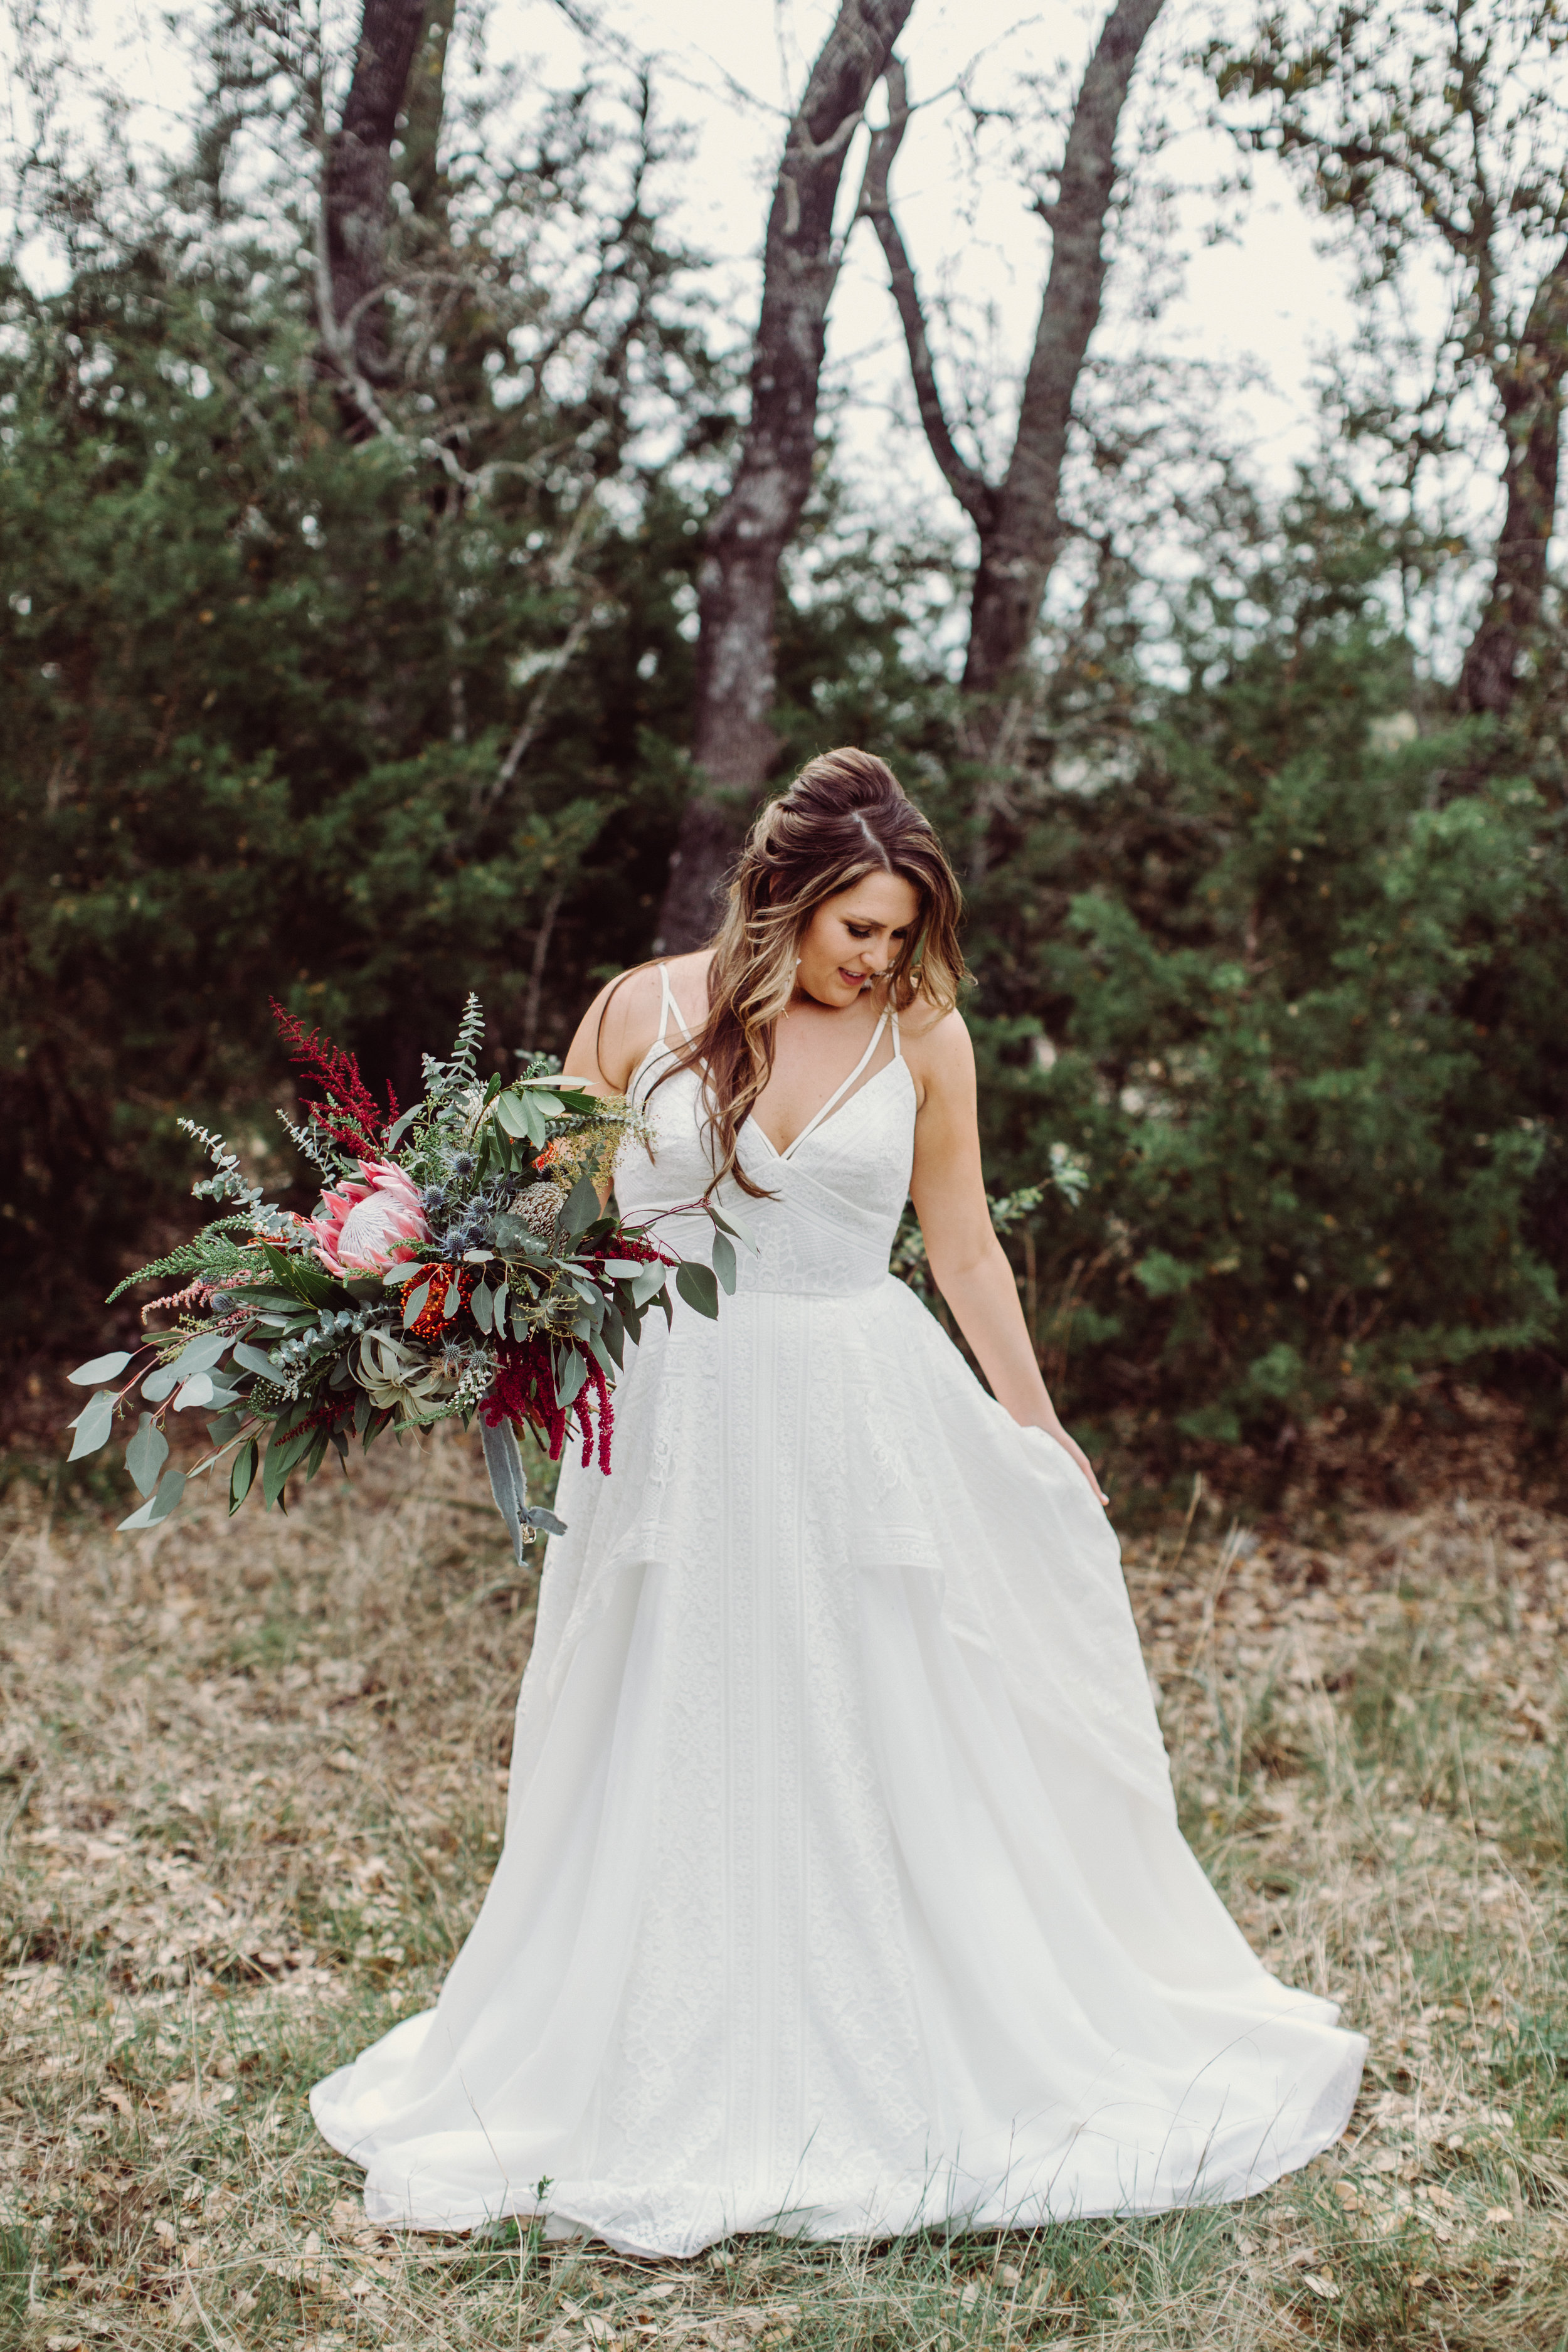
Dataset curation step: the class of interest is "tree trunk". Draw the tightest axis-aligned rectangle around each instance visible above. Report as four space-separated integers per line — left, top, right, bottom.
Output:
322 0 430 385
1458 237 1568 720
654 0 914 955
961 0 1165 713
395 0 455 231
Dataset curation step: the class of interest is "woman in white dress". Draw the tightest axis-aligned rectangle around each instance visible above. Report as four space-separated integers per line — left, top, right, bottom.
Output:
312 749 1364 2257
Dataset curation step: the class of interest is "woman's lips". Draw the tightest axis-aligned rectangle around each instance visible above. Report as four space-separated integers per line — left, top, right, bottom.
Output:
838 968 867 987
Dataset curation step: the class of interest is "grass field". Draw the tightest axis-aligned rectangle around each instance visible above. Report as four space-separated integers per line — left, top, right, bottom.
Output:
3 1427 1567 2349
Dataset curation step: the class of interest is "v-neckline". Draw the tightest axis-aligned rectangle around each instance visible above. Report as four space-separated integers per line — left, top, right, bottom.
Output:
749 1051 909 1163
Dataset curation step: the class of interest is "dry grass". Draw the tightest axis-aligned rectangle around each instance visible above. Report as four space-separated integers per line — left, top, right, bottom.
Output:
3 1428 1568 2349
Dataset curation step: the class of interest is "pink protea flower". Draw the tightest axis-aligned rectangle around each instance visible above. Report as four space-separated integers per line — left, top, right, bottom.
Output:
308 1160 428 1278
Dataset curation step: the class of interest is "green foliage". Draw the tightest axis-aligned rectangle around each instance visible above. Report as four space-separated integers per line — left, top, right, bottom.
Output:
3 32 1564 1472
955 492 1568 1453
1 193 716 1371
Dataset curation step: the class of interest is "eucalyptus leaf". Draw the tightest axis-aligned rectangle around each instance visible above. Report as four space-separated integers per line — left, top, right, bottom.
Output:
711 1230 737 1295
230 1439 258 1513
557 1348 588 1409
166 1330 232 1379
492 1214 546 1258
66 1389 115 1461
385 1101 422 1150
381 1261 428 1288
68 1351 132 1385
707 1202 758 1252
232 1341 279 1379
520 1093 549 1148
524 1506 568 1537
602 1259 646 1279
402 1280 432 1330
173 1372 215 1412
631 1263 669 1308
480 1414 540 1566
494 1090 532 1139
125 1413 169 1498
141 1364 180 1404
262 1422 315 1510
560 1172 601 1238
472 1280 494 1335
675 1262 720 1320
117 1467 186 1534
491 1280 509 1332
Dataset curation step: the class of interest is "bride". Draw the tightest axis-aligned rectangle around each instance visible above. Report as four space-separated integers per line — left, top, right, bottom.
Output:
312 748 1364 2256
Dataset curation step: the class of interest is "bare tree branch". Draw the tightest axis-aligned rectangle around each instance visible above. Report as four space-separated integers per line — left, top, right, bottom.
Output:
1459 233 1568 716
473 607 599 825
654 0 915 954
321 0 428 385
963 0 1166 706
855 59 997 532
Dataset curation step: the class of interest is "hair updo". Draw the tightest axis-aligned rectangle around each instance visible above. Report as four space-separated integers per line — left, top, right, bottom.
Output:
654 747 966 1197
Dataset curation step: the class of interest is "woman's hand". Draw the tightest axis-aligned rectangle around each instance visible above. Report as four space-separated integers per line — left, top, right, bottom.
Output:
1031 1416 1108 1507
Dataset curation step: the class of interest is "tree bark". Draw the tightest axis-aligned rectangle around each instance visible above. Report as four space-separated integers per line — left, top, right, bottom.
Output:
395 0 455 231
1458 236 1568 720
654 0 914 955
857 60 996 534
961 0 1164 709
322 0 430 384
858 0 1162 793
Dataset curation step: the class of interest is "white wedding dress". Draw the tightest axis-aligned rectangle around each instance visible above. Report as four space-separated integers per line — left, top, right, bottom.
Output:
312 969 1365 2255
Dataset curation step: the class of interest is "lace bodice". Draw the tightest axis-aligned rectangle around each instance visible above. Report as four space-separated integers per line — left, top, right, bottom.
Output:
615 969 915 1297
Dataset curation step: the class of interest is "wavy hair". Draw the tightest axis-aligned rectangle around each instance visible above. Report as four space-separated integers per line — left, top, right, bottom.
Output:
652 748 965 1197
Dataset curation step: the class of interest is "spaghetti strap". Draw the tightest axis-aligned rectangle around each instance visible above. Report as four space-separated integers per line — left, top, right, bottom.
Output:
890 1005 901 1059
782 1007 889 1161
657 963 694 1047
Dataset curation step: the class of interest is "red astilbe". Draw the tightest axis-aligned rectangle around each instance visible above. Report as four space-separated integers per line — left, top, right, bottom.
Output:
482 1335 615 1475
271 1001 398 1157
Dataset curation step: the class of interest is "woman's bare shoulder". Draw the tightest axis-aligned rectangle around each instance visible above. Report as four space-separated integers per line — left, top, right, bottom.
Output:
900 988 973 1057
665 948 715 1021
565 961 663 1089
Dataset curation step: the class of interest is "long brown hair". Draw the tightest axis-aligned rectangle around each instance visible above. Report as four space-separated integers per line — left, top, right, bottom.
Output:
656 748 965 1197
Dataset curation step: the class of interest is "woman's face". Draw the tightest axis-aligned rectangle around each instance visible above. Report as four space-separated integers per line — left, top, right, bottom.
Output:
795 871 921 1010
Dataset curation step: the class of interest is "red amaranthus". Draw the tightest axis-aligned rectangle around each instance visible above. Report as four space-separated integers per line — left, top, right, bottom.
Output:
480 1235 673 1475
271 1001 398 1158
483 1334 615 1473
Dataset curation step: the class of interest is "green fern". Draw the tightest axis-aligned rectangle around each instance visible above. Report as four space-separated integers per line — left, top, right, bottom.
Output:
107 1221 257 1301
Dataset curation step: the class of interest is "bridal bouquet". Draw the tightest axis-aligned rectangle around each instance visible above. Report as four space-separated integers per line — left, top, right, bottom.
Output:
63 998 740 1559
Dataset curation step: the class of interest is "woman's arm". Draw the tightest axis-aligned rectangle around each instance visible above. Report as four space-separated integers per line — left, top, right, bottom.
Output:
561 965 663 1098
908 1010 1108 1505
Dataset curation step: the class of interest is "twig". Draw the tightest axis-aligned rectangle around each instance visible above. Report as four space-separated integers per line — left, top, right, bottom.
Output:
475 610 597 824
523 887 566 1053
1167 1470 1204 1578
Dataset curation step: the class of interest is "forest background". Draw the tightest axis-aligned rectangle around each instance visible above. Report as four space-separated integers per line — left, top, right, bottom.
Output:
3 0 1566 1501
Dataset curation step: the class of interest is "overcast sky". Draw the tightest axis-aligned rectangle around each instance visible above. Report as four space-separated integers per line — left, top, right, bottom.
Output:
21 0 1491 663
30 0 1364 482
532 0 1362 493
